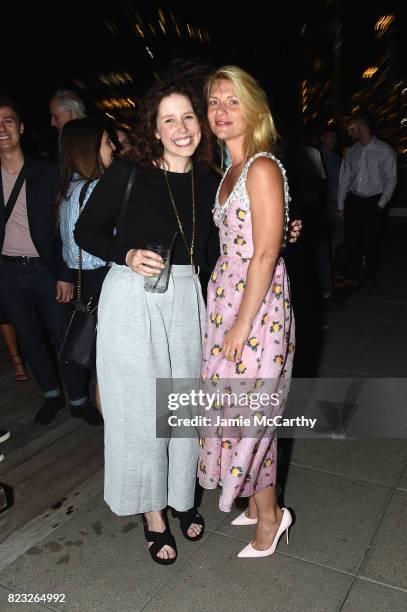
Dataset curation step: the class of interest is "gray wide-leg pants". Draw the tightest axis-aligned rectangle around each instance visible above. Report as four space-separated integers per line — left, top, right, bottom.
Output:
97 264 205 515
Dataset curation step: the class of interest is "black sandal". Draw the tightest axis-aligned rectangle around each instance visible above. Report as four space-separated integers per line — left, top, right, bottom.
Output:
171 507 205 541
142 516 177 565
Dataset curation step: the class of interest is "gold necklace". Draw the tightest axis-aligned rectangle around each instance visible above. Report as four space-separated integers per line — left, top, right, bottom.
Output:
164 163 195 266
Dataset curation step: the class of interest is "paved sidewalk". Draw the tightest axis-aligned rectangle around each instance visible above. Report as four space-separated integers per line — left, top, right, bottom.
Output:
0 218 406 611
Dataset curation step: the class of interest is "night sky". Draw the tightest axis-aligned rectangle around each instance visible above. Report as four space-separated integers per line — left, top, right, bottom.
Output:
2 1 406 151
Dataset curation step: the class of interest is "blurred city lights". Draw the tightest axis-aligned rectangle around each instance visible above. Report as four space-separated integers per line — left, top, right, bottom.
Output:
363 67 379 79
98 72 134 86
97 98 137 110
375 15 395 33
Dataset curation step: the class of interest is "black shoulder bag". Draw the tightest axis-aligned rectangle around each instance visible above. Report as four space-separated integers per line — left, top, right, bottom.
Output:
59 166 136 369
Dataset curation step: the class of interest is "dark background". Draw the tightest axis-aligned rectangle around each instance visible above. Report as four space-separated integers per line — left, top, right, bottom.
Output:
1 1 406 156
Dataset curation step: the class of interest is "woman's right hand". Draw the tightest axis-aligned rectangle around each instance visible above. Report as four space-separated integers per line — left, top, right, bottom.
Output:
125 249 165 276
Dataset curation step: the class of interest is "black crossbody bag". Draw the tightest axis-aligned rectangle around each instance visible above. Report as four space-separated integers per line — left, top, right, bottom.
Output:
59 166 136 368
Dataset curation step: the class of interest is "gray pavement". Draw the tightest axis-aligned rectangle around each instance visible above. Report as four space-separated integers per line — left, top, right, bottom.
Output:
0 218 406 611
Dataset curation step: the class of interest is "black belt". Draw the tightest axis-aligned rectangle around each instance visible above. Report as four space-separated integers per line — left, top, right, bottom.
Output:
0 254 42 264
349 192 382 200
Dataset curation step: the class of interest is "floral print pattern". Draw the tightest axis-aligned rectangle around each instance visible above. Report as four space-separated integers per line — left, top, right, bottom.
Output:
198 153 295 512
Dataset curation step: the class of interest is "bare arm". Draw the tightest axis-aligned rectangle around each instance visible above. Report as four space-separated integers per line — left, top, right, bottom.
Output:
222 157 284 361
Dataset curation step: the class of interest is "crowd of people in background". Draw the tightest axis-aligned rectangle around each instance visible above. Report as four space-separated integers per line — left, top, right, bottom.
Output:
0 62 398 560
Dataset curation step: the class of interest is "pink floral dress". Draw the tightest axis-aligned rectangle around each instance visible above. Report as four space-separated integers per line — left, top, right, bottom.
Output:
198 153 295 512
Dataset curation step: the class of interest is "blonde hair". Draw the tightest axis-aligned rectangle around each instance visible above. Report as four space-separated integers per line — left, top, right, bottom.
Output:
205 66 279 160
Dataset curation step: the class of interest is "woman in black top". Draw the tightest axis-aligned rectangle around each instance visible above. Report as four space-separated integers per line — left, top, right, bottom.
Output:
75 79 218 565
75 78 301 567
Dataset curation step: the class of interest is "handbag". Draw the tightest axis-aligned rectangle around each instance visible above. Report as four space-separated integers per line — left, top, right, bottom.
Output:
59 165 136 368
59 295 98 369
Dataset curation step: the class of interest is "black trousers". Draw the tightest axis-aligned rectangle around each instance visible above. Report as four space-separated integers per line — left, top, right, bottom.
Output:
344 193 382 282
0 257 88 401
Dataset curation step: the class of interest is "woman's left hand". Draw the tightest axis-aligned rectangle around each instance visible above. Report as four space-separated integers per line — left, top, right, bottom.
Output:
288 219 303 243
222 319 252 362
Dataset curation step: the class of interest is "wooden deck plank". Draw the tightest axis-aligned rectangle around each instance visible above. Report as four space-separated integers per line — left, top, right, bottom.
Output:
0 395 43 425
0 469 103 571
1 423 101 485
0 340 106 569
0 384 40 413
0 439 103 542
0 392 41 419
0 418 84 475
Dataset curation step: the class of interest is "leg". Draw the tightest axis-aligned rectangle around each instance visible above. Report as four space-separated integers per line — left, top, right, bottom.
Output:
0 323 27 381
95 381 102 413
167 271 205 538
29 262 89 405
344 195 363 283
315 236 333 297
0 263 61 394
250 485 283 550
247 496 258 519
326 202 339 254
143 510 177 561
362 197 382 283
97 267 175 559
237 485 293 557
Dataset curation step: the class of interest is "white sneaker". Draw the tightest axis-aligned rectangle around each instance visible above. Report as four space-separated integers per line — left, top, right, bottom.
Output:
0 454 4 462
0 429 10 444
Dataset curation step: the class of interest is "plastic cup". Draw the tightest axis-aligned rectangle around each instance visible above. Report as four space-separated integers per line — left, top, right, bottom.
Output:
144 245 171 293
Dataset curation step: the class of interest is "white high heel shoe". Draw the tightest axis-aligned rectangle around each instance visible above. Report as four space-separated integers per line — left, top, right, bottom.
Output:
231 510 258 526
237 507 292 558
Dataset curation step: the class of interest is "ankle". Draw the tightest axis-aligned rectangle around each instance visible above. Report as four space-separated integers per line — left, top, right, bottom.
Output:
145 511 165 530
258 507 283 525
248 498 257 516
246 507 257 519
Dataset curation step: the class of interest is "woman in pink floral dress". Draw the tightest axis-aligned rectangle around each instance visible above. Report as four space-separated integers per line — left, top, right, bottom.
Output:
198 67 295 558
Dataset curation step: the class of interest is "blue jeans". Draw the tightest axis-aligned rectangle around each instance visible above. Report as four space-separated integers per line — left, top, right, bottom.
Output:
0 257 88 401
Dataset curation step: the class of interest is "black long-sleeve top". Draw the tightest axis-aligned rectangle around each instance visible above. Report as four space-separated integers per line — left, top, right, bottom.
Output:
74 159 220 275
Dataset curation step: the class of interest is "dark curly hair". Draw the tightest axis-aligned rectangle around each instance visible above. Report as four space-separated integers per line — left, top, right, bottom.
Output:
127 78 215 169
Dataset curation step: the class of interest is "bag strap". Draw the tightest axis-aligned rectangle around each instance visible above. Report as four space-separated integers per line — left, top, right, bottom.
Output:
117 165 137 228
75 166 136 305
1 161 31 224
76 181 93 303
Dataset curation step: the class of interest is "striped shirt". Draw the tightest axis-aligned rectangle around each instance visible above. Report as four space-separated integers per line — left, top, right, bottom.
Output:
59 177 106 269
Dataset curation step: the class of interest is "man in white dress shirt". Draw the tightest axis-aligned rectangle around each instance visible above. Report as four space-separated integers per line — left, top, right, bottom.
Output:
337 112 397 288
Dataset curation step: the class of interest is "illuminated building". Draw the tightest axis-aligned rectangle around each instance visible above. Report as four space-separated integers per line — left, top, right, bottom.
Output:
298 3 405 151
68 5 212 125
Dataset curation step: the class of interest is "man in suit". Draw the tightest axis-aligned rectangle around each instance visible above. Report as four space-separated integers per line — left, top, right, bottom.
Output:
0 96 100 425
